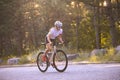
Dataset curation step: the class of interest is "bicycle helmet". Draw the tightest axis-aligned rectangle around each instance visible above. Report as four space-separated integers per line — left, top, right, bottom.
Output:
54 21 63 28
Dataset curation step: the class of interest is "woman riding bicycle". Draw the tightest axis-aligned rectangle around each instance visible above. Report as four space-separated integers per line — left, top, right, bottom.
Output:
43 21 64 57
37 21 68 72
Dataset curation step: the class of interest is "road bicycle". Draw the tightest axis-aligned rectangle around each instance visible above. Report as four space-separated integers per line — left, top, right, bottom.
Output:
37 43 68 72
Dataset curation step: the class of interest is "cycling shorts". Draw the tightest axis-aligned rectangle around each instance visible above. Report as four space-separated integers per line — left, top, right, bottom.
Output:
45 37 56 46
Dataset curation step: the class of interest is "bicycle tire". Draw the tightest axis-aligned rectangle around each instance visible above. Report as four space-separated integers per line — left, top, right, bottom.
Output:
53 50 68 72
37 52 49 72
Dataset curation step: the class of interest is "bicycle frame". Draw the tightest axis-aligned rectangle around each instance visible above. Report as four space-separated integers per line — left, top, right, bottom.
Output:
37 43 68 72
41 42 57 64
49 45 56 64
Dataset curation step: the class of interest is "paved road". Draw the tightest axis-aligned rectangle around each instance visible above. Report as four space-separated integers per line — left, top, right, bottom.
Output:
0 64 120 80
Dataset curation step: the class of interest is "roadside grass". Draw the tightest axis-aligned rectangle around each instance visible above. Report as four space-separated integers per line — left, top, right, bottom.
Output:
73 47 120 63
19 47 120 64
1 47 120 65
19 49 40 64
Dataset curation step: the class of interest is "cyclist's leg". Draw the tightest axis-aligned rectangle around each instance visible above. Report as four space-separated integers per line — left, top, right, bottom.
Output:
42 44 51 61
44 37 52 54
44 43 52 54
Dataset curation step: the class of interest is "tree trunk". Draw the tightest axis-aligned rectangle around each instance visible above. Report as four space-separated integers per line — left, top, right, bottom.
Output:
107 0 117 47
0 36 3 56
93 1 101 49
76 17 80 51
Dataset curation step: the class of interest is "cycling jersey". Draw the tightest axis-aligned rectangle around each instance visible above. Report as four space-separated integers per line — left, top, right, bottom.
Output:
47 27 63 39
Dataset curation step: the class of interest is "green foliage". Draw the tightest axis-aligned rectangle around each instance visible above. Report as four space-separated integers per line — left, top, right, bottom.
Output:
0 0 120 57
89 47 120 62
73 47 120 63
89 56 99 62
19 51 38 64
112 51 120 62
19 55 30 64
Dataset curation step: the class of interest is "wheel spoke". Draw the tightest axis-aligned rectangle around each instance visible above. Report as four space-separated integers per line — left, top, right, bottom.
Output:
37 52 48 72
53 50 68 72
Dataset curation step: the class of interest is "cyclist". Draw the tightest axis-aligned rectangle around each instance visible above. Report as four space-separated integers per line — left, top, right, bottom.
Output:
42 21 64 61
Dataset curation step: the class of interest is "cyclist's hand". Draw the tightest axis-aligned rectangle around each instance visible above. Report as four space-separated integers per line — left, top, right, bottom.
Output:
49 42 52 45
59 41 64 45
61 41 64 44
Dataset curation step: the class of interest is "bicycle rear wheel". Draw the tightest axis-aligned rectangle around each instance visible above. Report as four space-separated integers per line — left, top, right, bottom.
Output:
37 52 49 72
53 50 68 72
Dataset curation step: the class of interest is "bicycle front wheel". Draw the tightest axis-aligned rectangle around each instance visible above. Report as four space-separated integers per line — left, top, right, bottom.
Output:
53 50 68 72
37 52 49 72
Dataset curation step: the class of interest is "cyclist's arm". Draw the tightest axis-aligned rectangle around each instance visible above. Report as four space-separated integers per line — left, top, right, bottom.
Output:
58 34 64 43
47 34 52 44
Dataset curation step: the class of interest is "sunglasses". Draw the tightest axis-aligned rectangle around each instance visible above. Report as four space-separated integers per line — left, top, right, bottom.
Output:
57 25 62 28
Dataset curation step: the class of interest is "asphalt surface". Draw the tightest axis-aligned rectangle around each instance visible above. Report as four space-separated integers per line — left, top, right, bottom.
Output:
0 64 120 80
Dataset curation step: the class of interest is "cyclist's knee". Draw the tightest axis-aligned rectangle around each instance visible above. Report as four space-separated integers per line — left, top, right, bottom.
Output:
45 48 50 52
46 44 52 51
48 47 52 51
